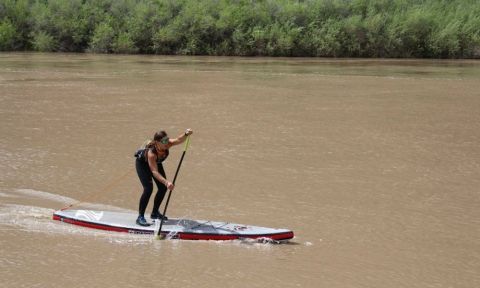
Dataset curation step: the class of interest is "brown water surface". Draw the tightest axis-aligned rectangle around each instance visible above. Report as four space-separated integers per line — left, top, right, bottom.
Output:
1 53 479 288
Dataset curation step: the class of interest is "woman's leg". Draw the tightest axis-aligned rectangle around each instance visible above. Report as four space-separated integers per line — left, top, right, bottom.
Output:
136 160 153 217
152 163 167 215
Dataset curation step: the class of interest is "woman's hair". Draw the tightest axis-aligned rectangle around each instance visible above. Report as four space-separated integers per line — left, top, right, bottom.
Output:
146 130 167 148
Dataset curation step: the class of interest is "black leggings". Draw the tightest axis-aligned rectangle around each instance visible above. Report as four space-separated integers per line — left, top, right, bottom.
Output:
136 159 167 217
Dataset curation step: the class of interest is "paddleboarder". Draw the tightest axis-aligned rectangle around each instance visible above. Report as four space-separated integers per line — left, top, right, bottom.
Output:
134 129 193 226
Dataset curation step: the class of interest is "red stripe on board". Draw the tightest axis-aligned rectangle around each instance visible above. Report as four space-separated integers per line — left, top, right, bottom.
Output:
52 214 294 241
177 231 294 241
53 214 130 233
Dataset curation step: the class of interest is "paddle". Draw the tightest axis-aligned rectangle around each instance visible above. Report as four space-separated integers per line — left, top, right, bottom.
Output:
156 135 191 240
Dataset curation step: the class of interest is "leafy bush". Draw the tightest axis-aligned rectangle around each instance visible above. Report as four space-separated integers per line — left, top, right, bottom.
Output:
31 31 57 52
0 20 17 50
113 32 138 54
89 21 115 53
1 0 479 58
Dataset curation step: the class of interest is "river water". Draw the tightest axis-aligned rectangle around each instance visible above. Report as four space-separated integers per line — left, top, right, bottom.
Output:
1 53 479 288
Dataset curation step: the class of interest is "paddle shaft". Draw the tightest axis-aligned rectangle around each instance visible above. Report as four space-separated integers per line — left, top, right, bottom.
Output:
157 136 190 237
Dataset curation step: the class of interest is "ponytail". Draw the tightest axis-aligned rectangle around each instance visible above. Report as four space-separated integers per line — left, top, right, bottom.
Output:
145 140 155 149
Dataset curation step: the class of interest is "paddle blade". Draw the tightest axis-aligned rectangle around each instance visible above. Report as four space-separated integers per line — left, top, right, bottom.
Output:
154 234 167 240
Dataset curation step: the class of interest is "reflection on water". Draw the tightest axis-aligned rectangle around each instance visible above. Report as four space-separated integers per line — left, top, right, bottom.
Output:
1 53 479 79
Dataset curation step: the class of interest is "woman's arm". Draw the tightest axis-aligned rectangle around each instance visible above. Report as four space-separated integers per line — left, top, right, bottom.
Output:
147 150 174 190
169 128 193 146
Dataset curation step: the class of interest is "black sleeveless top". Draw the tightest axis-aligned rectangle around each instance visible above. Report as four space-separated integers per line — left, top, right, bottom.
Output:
134 147 169 163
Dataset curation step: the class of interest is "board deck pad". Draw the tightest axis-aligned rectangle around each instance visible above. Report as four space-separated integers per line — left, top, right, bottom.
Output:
53 209 294 241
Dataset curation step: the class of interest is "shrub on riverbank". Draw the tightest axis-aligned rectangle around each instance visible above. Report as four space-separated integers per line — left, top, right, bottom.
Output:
1 0 479 58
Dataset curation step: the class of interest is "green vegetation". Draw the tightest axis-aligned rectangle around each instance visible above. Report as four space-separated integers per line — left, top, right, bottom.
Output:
1 0 479 58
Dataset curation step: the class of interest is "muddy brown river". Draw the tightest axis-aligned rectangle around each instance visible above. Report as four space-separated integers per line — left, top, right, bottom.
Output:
1 53 479 288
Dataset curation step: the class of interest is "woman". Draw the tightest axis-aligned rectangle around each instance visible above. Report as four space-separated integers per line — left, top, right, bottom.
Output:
134 128 193 226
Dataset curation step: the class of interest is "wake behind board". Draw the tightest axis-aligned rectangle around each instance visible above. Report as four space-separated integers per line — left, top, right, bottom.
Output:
53 210 294 241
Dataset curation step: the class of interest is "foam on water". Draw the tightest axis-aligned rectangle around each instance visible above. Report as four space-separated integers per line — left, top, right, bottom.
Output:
7 188 133 213
0 192 16 198
14 188 76 204
0 204 66 233
0 188 147 244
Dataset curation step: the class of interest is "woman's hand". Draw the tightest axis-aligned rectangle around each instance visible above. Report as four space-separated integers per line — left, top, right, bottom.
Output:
166 181 175 190
171 129 193 146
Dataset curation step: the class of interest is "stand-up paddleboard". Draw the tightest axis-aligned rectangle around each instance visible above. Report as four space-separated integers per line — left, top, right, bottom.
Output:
53 209 294 241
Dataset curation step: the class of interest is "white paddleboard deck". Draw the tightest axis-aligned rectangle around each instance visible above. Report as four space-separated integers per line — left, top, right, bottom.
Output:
53 210 294 241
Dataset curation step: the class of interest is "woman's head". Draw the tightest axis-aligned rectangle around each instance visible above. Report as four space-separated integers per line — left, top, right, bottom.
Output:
153 130 169 145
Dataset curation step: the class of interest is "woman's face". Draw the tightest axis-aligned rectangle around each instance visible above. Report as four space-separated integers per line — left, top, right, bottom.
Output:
156 136 169 149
